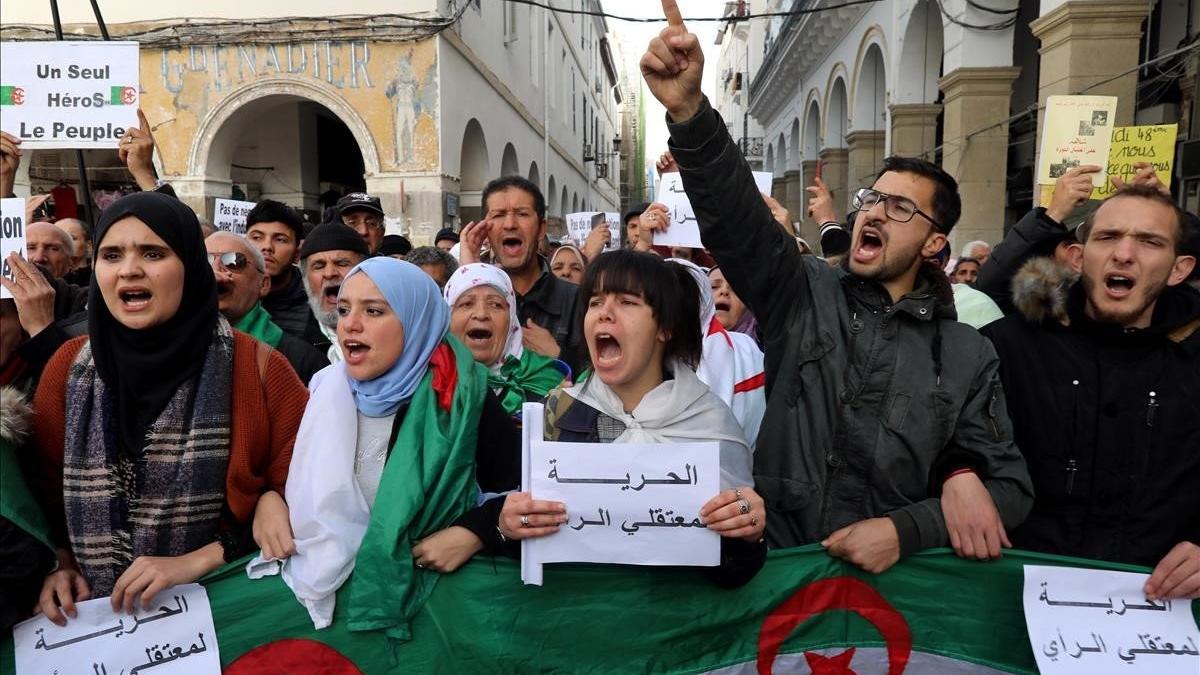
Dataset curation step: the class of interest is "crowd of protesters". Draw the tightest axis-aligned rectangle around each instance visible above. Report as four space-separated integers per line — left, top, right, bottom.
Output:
1 2 1197 643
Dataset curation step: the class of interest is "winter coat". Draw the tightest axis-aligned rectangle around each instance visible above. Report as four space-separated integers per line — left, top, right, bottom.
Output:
982 255 1200 566
667 98 1033 553
515 258 582 374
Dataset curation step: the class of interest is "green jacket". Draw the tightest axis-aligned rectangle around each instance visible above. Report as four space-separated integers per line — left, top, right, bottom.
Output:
667 98 1033 554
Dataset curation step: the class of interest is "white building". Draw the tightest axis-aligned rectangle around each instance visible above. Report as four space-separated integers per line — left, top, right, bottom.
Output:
1 0 626 242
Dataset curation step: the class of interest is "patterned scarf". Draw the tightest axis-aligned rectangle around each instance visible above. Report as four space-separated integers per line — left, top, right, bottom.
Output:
62 319 235 596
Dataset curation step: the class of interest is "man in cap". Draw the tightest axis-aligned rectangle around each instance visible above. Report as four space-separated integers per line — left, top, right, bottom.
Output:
434 227 459 252
337 192 386 254
298 223 370 362
206 232 328 384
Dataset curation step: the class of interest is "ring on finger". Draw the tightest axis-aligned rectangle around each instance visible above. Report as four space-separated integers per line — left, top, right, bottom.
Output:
738 498 751 515
735 488 744 500
751 516 759 527
415 562 425 569
520 514 530 528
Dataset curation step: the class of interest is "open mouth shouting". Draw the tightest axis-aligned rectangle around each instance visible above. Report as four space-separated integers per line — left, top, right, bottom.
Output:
853 225 885 264
342 338 371 366
1103 271 1137 300
118 286 153 312
465 326 494 348
592 331 622 369
714 301 731 313
499 235 526 261
321 283 341 311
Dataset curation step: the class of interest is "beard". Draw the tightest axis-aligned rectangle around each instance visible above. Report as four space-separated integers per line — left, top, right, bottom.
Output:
303 276 340 329
1079 270 1167 327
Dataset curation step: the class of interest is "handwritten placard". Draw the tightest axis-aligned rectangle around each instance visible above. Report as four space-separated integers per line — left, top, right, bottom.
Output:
14 583 220 675
1 197 26 300
214 198 256 235
0 41 140 149
1023 565 1199 674
520 403 720 586
653 171 774 249
1037 95 1118 189
1092 124 1178 199
565 211 620 251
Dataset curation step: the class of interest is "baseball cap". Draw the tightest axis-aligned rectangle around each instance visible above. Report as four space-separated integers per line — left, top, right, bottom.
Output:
336 192 384 217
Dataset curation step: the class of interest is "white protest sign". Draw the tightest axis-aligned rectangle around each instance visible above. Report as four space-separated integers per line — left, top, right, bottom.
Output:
1 198 26 300
565 212 621 251
653 171 774 249
214 199 256 235
14 583 221 675
0 41 140 149
520 403 721 586
1023 565 1199 674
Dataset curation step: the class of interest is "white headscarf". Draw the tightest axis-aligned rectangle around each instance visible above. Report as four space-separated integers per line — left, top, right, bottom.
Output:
669 258 766 448
443 263 523 373
567 360 753 489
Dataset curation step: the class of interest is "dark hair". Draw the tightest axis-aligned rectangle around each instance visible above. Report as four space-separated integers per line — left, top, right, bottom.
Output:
577 249 702 371
481 175 546 221
875 156 961 234
954 256 980 270
623 202 650 225
406 245 459 276
1078 184 1191 254
246 199 305 242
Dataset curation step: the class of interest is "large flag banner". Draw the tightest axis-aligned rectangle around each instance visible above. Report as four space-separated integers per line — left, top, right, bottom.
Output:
7 547 1195 673
0 41 140 149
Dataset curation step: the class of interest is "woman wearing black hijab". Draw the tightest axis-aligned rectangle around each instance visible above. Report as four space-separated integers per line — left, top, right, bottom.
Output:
27 192 309 625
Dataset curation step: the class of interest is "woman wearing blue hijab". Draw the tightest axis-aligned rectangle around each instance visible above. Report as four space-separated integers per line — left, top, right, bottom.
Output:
259 258 521 636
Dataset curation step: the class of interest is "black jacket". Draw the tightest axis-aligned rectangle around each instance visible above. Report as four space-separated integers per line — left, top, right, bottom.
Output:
274 332 329 386
667 98 1033 554
516 259 581 374
262 270 320 342
982 250 1200 566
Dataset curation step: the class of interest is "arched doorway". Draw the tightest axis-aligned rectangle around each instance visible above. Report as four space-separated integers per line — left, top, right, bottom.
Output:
459 119 490 223
501 143 520 177
528 161 540 190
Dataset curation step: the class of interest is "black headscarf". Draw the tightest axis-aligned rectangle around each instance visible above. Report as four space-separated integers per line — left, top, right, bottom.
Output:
89 191 218 454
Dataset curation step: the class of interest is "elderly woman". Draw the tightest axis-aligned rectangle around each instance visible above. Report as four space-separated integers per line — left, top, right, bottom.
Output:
444 263 567 416
498 250 767 588
549 244 586 284
28 191 307 624
270 258 520 637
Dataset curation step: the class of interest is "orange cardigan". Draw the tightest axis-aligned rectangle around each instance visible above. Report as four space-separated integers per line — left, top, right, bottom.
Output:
29 332 308 543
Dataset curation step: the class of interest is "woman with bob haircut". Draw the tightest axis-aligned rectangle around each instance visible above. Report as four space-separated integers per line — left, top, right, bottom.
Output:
496 249 767 587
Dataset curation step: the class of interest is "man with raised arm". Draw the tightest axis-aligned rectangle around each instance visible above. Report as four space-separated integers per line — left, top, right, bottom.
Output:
636 0 1032 573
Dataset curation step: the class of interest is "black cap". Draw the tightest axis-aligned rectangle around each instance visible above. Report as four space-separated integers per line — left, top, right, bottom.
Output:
380 234 413 257
434 227 459 244
299 223 371 259
336 192 384 217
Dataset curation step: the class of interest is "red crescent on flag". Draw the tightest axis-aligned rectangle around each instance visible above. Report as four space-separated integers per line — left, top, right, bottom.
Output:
225 638 362 674
11 88 24 105
121 86 137 105
756 576 912 675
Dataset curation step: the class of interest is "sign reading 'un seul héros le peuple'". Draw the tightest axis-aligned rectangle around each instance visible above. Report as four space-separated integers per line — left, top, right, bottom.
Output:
0 41 140 149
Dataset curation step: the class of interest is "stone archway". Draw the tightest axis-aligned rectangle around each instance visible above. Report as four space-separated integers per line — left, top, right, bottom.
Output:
459 119 490 222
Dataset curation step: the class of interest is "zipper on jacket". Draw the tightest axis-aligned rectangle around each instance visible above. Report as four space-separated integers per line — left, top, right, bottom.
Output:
986 384 1001 442
1065 459 1078 495
1145 391 1158 427
1066 379 1080 495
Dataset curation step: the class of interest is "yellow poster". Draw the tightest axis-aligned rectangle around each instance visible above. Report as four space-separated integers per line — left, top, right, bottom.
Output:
1036 95 1119 188
1091 123 1177 199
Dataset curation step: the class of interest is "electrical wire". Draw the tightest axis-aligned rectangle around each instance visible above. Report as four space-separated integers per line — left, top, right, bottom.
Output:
965 0 1019 15
501 0 884 22
935 0 1017 31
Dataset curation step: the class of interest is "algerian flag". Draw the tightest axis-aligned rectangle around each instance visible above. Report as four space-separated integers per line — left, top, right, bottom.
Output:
0 86 25 106
8 547 1192 673
108 86 136 106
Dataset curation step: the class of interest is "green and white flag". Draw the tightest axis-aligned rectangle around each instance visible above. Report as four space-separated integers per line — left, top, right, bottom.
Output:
9 546 1192 673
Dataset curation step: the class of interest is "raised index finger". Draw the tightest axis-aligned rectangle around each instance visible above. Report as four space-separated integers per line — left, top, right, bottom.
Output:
661 0 684 26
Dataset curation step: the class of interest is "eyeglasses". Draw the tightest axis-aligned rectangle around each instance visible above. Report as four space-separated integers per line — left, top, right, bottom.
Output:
207 251 253 272
853 188 943 232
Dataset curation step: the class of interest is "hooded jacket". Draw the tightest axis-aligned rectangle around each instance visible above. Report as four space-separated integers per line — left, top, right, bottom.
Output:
982 255 1200 566
667 98 1033 553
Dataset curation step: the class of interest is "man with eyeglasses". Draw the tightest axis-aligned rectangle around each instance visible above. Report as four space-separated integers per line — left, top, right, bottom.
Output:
206 232 328 385
638 2 1032 574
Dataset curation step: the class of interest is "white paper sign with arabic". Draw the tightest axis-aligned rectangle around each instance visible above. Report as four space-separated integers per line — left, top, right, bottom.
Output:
520 403 720 586
14 583 221 675
1023 564 1199 674
652 171 774 249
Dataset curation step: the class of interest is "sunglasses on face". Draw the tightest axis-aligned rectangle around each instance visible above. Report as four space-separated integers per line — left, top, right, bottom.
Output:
208 251 252 272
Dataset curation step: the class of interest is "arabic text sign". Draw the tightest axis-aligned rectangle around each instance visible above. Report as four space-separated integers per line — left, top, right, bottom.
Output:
1023 565 1199 674
520 403 720 585
653 171 774 249
214 199 256 235
565 212 620 250
1092 124 1178 199
1036 95 1118 188
14 583 221 675
1 198 26 300
0 41 140 149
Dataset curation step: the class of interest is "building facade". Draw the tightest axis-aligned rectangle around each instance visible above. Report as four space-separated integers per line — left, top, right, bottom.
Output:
724 0 1200 251
1 0 626 243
